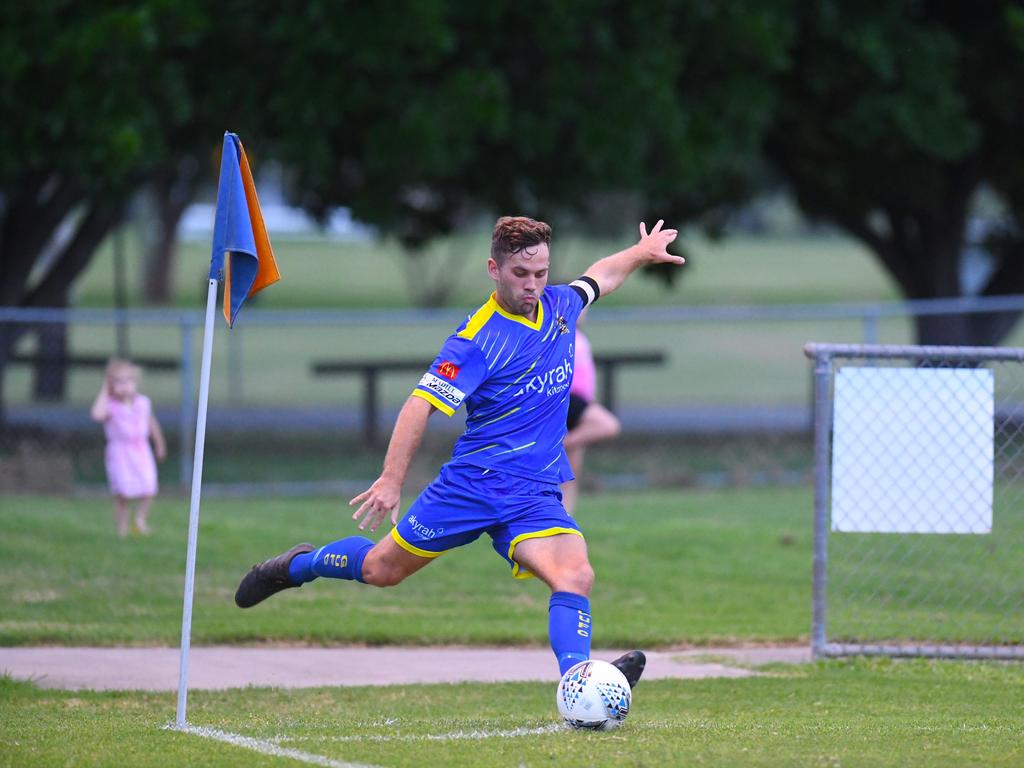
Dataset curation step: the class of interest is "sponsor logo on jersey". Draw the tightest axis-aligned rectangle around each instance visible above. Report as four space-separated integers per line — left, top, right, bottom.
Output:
418 372 467 409
513 357 573 398
437 360 460 380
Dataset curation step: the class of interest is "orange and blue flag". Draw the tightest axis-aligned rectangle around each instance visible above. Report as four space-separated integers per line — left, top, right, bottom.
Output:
209 132 280 327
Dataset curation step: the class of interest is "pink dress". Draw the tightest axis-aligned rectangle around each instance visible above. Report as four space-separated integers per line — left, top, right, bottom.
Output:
104 395 158 498
571 330 597 402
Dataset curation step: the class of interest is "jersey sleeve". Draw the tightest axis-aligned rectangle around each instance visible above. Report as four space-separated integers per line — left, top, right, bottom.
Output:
567 275 601 309
412 335 489 416
548 277 601 326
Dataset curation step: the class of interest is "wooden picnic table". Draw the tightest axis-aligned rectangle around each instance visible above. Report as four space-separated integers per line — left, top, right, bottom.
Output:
311 351 667 445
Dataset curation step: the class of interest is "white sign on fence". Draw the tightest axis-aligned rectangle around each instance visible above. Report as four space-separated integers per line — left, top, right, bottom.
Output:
832 366 993 534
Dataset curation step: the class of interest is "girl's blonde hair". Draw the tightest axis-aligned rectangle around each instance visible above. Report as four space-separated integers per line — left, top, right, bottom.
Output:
105 358 142 386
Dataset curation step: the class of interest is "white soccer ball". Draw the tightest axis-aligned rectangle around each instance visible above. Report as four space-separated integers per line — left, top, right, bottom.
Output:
556 659 631 731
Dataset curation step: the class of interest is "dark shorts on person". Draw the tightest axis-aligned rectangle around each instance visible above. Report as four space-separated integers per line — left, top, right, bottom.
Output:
391 462 582 579
566 393 589 430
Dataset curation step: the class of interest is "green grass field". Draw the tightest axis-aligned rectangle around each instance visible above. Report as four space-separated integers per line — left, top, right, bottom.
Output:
3 488 1024 766
0 488 814 646
2 486 1020 649
4 661 1023 767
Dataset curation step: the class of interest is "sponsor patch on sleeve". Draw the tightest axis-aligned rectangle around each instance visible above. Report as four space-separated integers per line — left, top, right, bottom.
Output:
417 372 467 410
437 360 460 380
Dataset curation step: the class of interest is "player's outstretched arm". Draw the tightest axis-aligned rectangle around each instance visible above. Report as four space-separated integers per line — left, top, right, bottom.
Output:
349 394 435 532
584 220 684 299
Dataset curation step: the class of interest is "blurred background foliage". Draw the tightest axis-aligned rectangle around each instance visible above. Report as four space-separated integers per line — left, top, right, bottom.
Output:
1 0 1023 341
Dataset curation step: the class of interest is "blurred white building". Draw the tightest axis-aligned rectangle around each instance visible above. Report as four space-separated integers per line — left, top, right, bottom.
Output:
177 164 374 242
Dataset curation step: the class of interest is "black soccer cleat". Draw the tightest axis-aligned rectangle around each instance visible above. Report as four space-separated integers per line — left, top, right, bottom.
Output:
611 650 647 688
234 543 315 608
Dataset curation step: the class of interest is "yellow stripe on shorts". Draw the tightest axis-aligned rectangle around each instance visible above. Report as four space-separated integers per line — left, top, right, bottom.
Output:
390 527 443 559
507 527 585 579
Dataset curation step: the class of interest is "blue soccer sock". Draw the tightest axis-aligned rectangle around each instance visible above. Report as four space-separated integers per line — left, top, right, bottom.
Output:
288 537 374 585
549 591 592 675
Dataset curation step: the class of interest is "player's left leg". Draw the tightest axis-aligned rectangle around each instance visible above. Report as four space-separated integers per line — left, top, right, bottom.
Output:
288 534 433 588
513 532 646 687
237 465 486 608
235 535 434 608
514 534 595 676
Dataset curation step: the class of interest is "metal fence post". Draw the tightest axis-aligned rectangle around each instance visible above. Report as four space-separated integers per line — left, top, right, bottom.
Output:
862 308 879 345
810 349 833 659
179 313 196 487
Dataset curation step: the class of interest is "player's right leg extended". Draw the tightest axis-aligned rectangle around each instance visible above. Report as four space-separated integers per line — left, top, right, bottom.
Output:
235 536 432 607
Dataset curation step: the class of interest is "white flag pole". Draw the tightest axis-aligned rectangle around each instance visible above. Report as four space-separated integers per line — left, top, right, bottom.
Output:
176 278 219 727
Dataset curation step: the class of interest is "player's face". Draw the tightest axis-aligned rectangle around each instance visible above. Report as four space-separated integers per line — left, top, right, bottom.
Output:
488 243 550 319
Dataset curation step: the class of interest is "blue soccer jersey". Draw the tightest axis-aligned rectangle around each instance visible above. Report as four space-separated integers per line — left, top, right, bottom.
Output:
412 278 600 484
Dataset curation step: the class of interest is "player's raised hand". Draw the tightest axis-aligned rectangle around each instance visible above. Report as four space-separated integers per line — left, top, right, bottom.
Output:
639 220 684 265
349 476 401 532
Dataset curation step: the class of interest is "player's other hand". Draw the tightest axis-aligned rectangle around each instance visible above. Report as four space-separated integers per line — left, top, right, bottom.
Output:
349 476 401 532
639 220 684 265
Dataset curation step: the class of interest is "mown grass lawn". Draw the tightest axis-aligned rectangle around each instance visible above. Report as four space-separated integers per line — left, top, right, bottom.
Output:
3 659 1023 767
0 488 814 647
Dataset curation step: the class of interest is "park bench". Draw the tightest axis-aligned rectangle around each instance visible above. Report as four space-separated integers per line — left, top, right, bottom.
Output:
311 351 666 445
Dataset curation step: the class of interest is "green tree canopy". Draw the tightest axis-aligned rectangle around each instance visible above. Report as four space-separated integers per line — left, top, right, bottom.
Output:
262 1 792 255
4 0 1024 351
765 1 1024 344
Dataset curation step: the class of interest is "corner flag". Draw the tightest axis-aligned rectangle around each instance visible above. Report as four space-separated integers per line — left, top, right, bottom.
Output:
177 132 280 728
209 132 280 327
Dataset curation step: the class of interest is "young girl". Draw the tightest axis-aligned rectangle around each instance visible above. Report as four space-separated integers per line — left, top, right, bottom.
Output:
91 359 166 537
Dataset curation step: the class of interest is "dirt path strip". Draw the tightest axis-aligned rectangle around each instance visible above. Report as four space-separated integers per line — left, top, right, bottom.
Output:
0 645 810 691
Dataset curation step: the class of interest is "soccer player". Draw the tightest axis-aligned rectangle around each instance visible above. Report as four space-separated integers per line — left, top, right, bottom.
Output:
235 216 683 687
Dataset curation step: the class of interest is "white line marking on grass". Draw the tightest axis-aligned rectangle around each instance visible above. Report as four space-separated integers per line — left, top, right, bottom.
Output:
271 723 566 744
167 723 383 768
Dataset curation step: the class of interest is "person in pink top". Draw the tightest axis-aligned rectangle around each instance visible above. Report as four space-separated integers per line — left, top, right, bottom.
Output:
90 359 166 537
562 310 621 515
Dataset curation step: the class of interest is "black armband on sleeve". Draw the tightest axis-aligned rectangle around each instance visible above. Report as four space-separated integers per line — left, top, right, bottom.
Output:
568 276 600 307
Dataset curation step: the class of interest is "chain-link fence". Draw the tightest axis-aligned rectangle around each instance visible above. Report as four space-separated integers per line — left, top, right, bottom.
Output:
806 342 1024 659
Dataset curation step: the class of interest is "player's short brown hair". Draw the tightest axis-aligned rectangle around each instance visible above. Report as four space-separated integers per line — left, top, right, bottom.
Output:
491 216 552 265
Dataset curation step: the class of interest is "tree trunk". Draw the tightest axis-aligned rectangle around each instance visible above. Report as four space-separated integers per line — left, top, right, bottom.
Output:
32 307 68 401
0 199 123 422
142 216 178 304
142 162 200 304
913 312 975 347
0 175 82 305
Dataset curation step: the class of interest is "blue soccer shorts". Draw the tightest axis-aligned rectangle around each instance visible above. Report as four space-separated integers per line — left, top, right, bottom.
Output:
390 462 583 579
